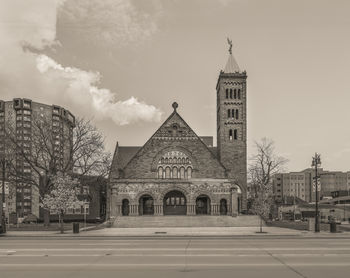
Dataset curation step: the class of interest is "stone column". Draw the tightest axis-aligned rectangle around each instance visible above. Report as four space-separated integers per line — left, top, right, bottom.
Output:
211 204 220 215
231 188 238 217
129 204 139 216
210 204 215 215
110 188 118 217
187 203 196 215
154 204 163 215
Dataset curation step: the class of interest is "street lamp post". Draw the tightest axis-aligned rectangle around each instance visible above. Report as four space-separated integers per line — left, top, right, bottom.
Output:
84 202 87 229
1 159 6 234
312 153 321 233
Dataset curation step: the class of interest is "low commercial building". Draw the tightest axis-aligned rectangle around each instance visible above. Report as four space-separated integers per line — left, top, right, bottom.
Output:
273 169 350 203
42 176 107 222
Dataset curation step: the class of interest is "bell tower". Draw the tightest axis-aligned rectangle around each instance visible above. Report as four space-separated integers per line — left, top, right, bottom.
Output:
216 40 247 203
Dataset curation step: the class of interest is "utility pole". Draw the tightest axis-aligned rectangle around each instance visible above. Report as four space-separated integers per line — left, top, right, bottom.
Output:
312 153 321 233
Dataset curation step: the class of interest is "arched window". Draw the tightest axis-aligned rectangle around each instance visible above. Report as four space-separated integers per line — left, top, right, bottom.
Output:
227 109 231 118
229 129 233 141
225 89 229 99
165 167 171 178
158 167 163 179
180 167 185 179
234 89 237 99
172 167 178 179
238 89 241 99
230 89 232 99
234 129 238 140
236 109 239 119
187 167 192 179
232 109 235 118
158 151 193 179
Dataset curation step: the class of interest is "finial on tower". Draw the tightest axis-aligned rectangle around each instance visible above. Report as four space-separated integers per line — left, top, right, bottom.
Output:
227 37 233 55
172 102 178 111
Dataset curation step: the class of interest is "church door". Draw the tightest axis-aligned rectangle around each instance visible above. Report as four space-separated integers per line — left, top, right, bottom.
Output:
196 195 211 215
122 199 129 216
163 190 187 215
139 195 154 215
220 199 227 215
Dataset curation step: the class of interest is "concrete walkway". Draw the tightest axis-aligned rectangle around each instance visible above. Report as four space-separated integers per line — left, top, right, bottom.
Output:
2 226 350 237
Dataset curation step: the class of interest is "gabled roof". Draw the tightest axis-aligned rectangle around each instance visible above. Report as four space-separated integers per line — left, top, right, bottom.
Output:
119 102 227 174
109 143 140 180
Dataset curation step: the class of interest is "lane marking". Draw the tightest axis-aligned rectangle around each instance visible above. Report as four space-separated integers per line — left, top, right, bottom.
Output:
2 247 350 251
0 253 349 257
0 263 349 268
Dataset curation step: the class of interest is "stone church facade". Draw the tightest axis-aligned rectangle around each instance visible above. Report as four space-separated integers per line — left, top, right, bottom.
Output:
107 50 247 218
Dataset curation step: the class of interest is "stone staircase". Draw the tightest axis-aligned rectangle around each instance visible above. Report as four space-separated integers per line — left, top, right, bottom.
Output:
113 215 262 228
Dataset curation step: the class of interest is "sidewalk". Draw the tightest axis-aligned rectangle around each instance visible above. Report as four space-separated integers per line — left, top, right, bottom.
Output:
2 226 350 238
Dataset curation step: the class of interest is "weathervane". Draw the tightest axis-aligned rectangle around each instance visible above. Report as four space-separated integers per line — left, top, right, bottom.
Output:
227 37 232 55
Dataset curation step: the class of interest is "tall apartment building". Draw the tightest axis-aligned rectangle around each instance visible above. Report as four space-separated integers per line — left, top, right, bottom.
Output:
272 168 350 203
0 98 75 217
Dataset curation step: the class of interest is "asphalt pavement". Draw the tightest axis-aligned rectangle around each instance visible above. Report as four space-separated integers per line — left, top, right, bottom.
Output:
0 236 349 278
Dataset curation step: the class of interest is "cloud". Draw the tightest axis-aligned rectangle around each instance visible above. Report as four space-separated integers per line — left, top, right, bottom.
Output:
0 0 162 125
36 55 162 125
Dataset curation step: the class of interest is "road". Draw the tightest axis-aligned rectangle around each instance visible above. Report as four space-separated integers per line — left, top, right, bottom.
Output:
0 236 349 278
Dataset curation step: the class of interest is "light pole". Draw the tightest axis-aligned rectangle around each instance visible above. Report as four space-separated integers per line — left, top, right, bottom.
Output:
312 153 321 233
1 158 6 234
83 201 88 229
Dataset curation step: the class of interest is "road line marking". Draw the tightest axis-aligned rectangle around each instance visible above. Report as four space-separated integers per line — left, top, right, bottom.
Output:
2 247 350 252
0 253 349 257
0 263 349 267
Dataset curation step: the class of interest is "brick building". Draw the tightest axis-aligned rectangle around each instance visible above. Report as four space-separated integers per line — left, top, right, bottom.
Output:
0 98 75 217
45 176 107 222
108 50 247 218
272 169 350 203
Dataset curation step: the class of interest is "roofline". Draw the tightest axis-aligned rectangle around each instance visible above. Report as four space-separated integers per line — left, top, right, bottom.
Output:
122 105 228 174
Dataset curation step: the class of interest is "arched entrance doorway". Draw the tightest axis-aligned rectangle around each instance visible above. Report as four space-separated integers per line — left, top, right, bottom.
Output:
122 199 129 216
220 199 227 215
163 190 187 215
196 195 211 215
139 194 154 215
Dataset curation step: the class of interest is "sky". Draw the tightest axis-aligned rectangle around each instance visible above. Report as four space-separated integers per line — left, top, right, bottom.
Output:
1 0 350 172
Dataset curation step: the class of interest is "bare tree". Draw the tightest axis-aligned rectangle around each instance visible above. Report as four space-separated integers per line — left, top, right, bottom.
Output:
4 116 111 223
248 138 288 232
69 118 111 178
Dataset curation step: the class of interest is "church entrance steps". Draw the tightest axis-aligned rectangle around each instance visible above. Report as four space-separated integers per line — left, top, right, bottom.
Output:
112 215 262 228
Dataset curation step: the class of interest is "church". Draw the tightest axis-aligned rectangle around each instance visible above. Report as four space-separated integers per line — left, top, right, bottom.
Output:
107 47 247 219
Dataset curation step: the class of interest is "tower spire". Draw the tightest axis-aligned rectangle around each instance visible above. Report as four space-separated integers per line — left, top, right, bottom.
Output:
224 38 241 73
